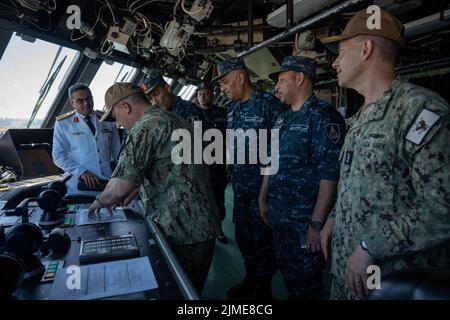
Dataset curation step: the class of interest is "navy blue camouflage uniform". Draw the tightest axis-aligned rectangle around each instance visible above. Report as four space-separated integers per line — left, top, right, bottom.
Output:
142 69 203 123
171 96 204 123
200 103 228 221
268 56 346 299
227 89 285 283
269 95 345 299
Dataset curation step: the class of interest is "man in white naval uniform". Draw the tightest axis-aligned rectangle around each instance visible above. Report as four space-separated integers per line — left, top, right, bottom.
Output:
52 83 121 196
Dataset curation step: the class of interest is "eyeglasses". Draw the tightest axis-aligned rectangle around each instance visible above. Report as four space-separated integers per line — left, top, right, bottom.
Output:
73 95 93 104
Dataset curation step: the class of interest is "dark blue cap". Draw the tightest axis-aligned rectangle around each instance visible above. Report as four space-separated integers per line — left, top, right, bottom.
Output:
141 69 167 95
213 57 247 81
269 56 317 81
196 82 214 91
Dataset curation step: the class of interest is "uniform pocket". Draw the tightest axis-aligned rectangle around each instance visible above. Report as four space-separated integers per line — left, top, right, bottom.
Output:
73 131 91 152
359 134 390 174
279 125 310 167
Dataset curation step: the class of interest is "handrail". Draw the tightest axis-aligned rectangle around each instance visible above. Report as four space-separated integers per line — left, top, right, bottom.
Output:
138 201 200 300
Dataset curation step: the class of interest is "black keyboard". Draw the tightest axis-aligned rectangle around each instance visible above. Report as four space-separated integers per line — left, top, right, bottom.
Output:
79 234 139 264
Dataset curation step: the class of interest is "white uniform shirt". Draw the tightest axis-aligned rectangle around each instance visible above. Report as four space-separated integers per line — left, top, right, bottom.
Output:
52 110 121 195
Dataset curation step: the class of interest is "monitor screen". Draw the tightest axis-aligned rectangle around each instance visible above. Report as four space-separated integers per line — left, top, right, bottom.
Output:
16 148 62 180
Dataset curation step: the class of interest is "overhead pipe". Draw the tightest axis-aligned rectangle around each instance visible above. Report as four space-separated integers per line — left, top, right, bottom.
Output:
286 0 294 29
195 40 298 55
315 57 450 88
237 0 370 58
195 24 275 34
404 9 450 40
195 44 234 54
248 0 254 49
397 57 450 76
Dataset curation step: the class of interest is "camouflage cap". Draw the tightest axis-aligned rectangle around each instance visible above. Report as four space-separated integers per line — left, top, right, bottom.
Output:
321 8 405 52
101 82 142 122
269 56 317 81
141 69 167 95
213 57 247 81
196 82 214 91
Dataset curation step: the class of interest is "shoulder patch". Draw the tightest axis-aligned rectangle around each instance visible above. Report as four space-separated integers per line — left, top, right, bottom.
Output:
325 123 341 144
55 110 75 121
406 108 440 145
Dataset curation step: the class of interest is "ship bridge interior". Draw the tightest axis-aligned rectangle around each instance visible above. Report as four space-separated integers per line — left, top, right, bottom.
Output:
0 0 449 302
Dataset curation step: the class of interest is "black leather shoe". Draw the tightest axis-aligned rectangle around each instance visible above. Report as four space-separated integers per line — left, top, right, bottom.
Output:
217 233 228 243
226 277 256 299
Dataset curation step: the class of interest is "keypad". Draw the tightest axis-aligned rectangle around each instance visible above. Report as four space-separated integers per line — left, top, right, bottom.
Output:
79 234 139 264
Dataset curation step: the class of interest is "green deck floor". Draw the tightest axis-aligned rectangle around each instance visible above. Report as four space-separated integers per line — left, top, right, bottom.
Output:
202 184 288 300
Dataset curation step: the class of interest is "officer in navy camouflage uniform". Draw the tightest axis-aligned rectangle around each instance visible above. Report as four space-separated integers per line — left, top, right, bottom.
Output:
216 57 286 299
259 56 345 299
144 73 229 243
196 82 229 242
142 69 206 124
89 83 220 294
319 8 450 300
196 82 228 135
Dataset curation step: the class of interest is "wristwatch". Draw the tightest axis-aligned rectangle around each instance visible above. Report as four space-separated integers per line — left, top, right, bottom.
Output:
360 240 370 253
308 221 324 232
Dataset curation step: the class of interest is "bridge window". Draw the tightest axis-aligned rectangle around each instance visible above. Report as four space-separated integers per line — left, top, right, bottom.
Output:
89 61 138 112
0 33 79 131
178 84 198 101
163 76 174 86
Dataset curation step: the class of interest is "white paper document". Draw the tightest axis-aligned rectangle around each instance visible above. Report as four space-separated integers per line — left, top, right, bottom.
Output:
48 257 158 300
75 207 127 226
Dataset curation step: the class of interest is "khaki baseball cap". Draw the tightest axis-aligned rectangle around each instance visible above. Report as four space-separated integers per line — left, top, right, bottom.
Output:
100 82 142 122
321 8 405 49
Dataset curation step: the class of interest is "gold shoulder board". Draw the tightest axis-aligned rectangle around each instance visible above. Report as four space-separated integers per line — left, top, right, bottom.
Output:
55 110 75 121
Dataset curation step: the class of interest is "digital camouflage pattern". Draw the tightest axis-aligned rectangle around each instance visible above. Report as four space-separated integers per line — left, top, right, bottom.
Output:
196 82 214 91
269 95 345 225
268 95 345 298
172 96 228 219
233 188 278 281
199 105 228 134
330 80 450 299
269 55 317 81
172 96 205 124
213 57 247 81
227 90 286 281
227 90 286 191
112 106 221 246
199 105 228 220
171 239 216 292
272 225 325 299
142 69 166 94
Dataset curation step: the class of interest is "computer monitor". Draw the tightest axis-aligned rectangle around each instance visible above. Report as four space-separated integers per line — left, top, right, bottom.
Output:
16 146 62 180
